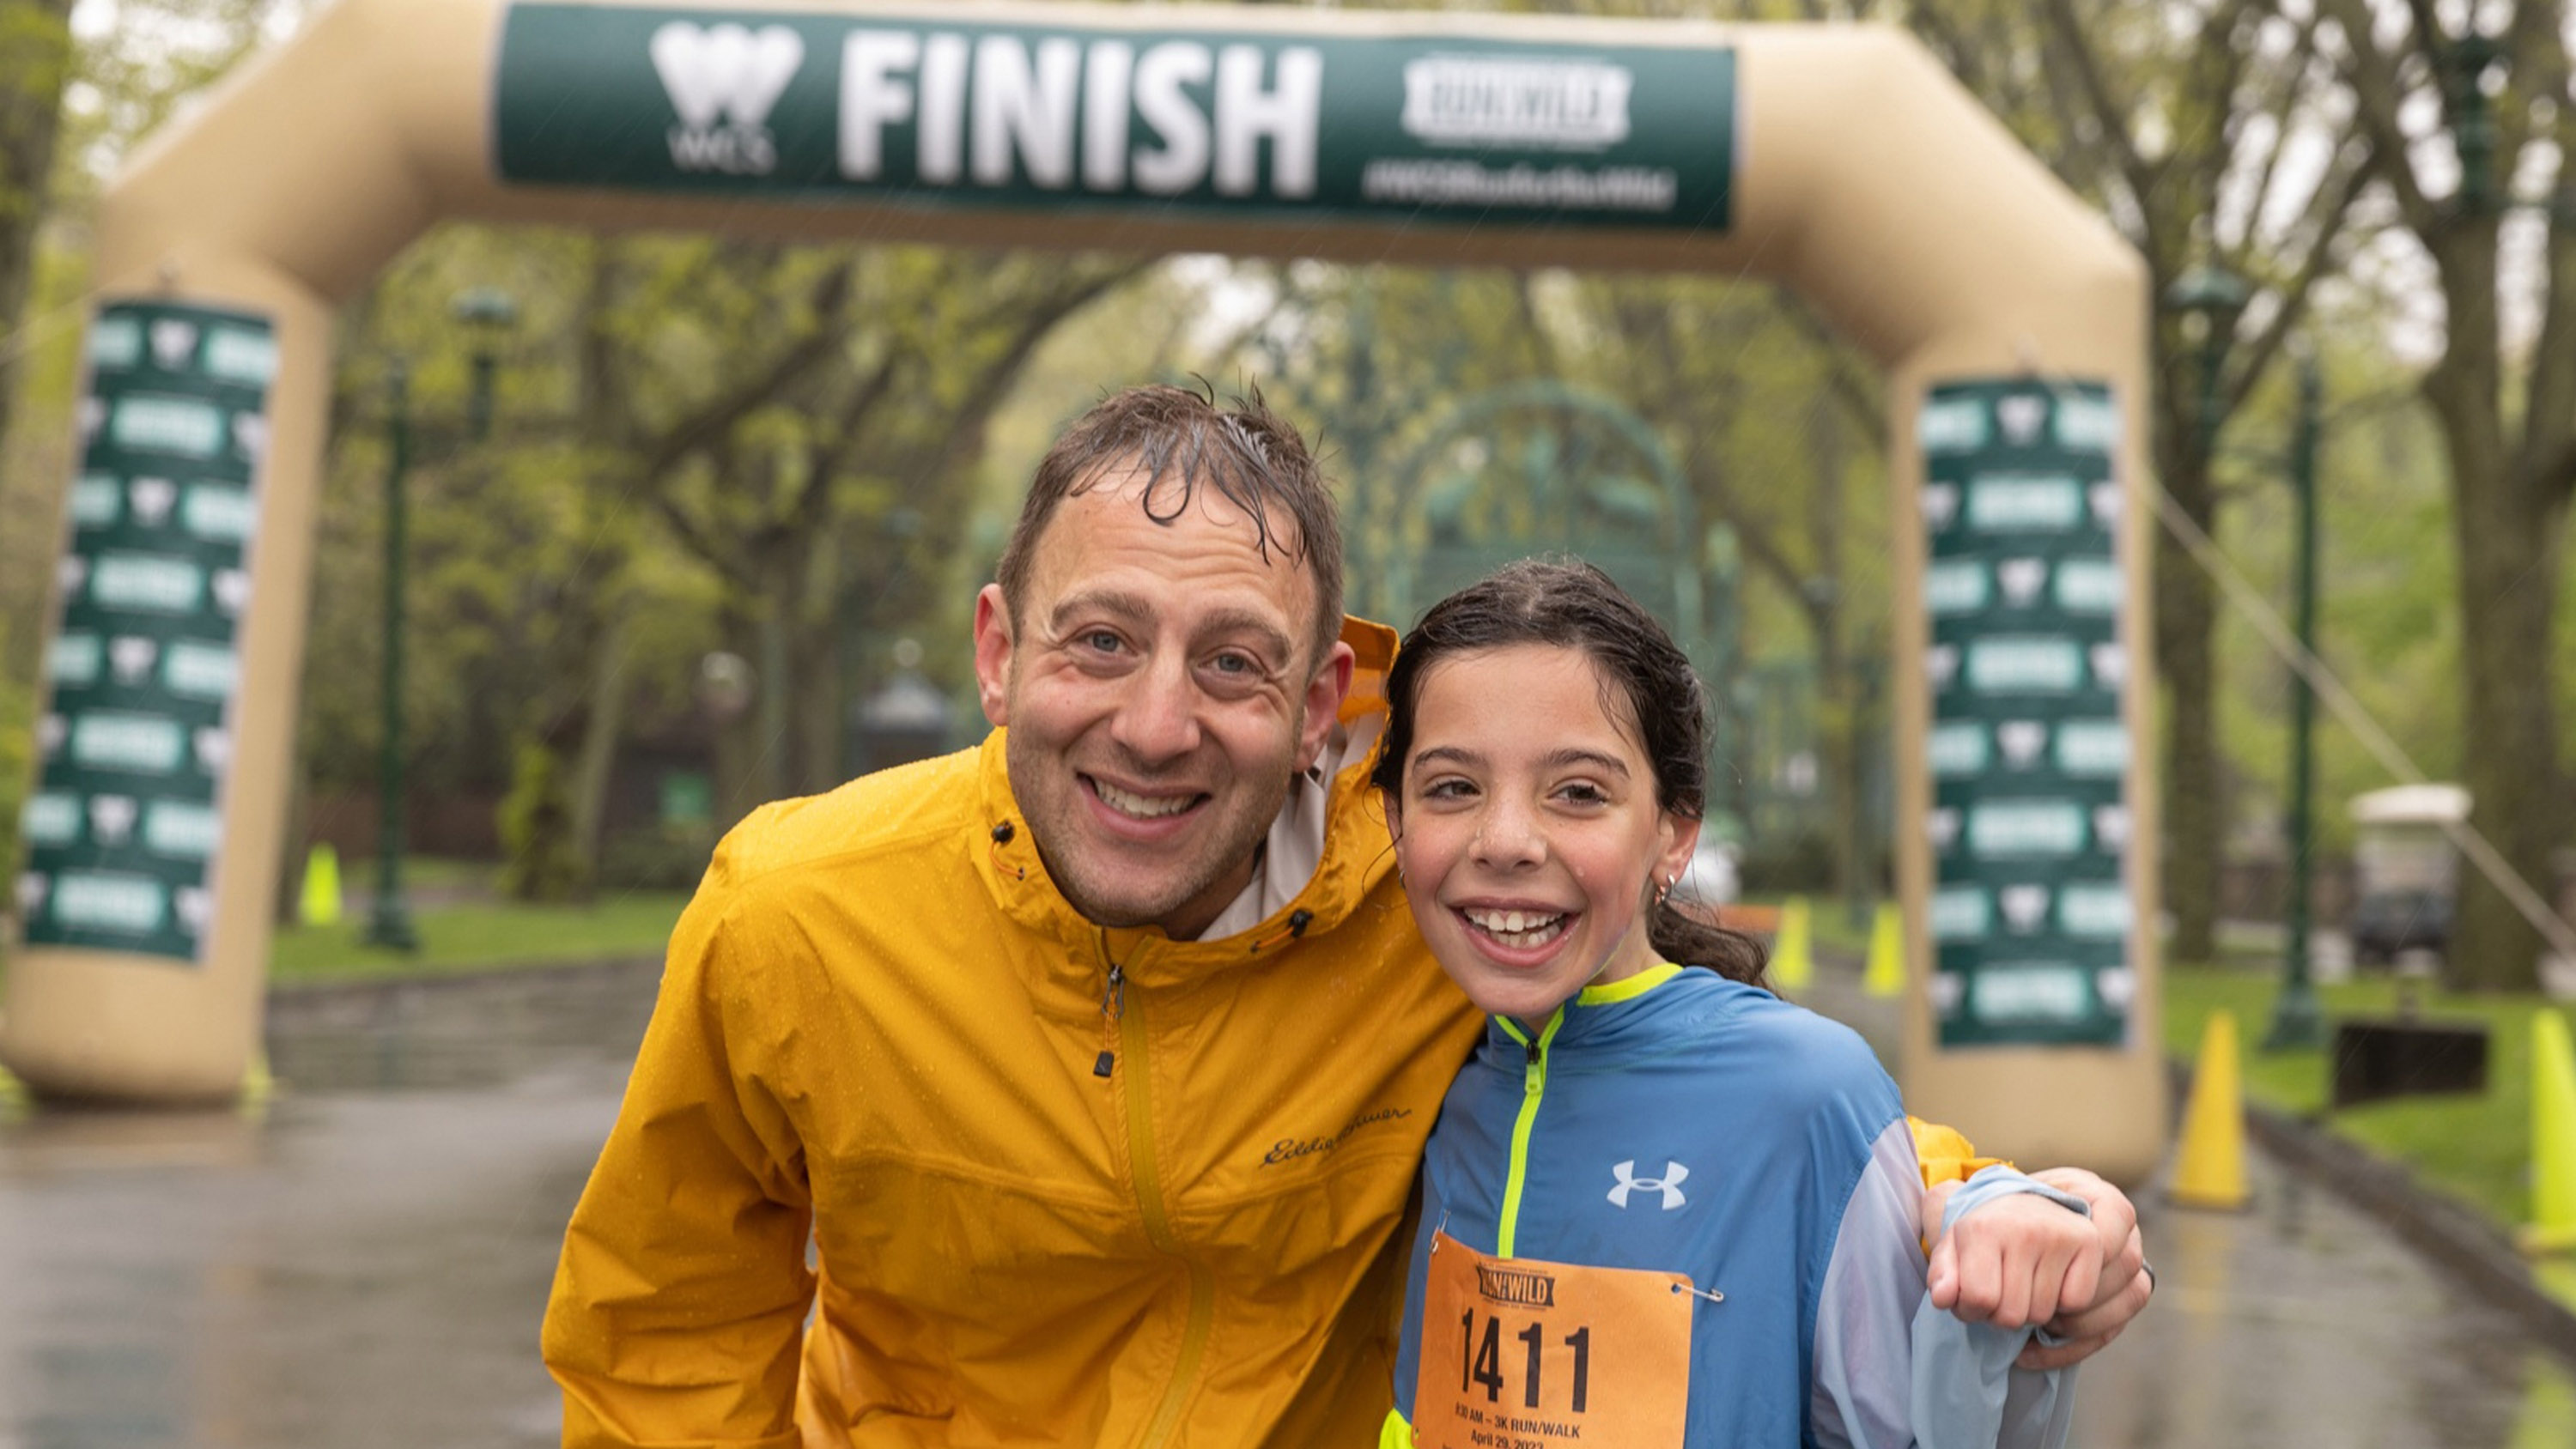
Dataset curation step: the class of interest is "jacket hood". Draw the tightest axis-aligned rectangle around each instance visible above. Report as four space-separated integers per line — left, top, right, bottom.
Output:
971 615 1401 990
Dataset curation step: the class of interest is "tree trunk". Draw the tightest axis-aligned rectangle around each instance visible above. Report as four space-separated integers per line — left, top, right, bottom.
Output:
2427 225 2561 991
568 605 632 880
2430 367 2560 991
0 1 73 459
2154 501 2222 966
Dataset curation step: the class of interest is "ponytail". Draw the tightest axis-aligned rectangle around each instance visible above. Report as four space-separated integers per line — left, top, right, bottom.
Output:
1649 900 1773 991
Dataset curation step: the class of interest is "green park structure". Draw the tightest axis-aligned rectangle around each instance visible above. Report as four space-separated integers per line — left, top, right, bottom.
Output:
3 0 2165 1180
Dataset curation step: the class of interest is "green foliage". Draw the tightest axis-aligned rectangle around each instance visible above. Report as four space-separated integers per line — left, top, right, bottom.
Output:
496 738 585 904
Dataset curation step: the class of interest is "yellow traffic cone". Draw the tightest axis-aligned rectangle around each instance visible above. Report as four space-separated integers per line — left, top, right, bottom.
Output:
299 842 342 927
0 1059 28 1120
1771 897 1814 991
2170 1009 2250 1210
2518 1009 2576 1254
1862 902 1905 997
239 1049 276 1121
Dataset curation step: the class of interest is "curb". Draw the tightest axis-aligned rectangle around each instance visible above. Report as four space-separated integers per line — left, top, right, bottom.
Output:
2172 1060 2576 1365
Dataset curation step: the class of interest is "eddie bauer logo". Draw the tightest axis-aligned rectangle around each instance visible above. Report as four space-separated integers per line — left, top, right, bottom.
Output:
1475 1263 1557 1308
1261 1105 1412 1166
1400 54 1633 149
651 21 805 175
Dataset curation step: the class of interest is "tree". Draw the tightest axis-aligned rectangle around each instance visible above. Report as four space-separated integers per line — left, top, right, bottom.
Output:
1910 0 2377 963
2310 0 2575 989
0 0 73 468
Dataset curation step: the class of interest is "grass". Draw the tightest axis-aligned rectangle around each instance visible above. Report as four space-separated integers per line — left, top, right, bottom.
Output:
269 888 690 987
2163 961 2571 1230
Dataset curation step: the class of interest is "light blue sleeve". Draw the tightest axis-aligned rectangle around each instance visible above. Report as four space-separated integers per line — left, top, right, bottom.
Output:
1909 1167 2090 1449
1808 1117 1932 1449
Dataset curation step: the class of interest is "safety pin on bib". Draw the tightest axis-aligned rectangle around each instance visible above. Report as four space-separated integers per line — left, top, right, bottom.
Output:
1671 1282 1725 1305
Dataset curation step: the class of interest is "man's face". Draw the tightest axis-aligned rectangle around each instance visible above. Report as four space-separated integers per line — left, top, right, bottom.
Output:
975 463 1354 940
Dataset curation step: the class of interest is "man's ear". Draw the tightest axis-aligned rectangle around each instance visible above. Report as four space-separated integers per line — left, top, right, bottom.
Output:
1296 640 1358 771
972 585 1015 728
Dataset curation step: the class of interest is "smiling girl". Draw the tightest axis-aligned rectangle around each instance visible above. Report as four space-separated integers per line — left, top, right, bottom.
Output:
1373 561 2088 1449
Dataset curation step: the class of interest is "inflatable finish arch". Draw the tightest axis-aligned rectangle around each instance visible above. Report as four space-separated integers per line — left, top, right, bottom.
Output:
4 0 2164 1179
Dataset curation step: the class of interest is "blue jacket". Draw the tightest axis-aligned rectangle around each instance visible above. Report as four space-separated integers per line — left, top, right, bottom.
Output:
1382 964 2077 1448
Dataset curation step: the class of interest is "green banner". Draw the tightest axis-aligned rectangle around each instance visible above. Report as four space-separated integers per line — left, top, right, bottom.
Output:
1918 379 2133 1048
16 301 276 965
494 4 1735 232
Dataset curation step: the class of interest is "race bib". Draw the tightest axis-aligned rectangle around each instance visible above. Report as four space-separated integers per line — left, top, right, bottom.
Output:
1410 1230 1696 1449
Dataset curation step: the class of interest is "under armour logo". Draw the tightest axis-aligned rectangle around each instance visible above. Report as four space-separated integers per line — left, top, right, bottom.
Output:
1608 1160 1689 1210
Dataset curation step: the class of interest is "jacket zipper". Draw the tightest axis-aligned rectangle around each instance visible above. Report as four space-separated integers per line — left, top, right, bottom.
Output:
1098 940 1216 1449
1491 1009 1565 1259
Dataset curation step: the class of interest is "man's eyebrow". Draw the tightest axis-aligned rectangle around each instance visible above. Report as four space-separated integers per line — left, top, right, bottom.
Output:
1048 589 1155 634
1193 608 1295 663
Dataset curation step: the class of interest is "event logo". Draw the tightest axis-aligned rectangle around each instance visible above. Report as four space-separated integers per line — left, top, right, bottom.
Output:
1400 55 1632 149
651 21 805 175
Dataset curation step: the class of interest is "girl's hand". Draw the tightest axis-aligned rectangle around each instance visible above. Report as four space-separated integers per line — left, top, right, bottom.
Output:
2016 1167 2150 1369
1923 1182 2105 1333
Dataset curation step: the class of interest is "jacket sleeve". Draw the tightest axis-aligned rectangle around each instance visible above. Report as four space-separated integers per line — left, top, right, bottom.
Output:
1808 1115 1932 1449
540 857 819 1447
1905 1169 2088 1449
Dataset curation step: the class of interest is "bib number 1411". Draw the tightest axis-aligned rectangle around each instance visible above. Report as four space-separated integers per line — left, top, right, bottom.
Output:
1411 1231 1695 1449
1460 1311 1589 1411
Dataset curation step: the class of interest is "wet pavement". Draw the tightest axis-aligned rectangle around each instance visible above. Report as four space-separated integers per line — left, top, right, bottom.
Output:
0 956 2571 1447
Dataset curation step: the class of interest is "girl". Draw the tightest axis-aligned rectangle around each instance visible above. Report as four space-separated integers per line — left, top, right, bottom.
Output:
1373 560 2087 1449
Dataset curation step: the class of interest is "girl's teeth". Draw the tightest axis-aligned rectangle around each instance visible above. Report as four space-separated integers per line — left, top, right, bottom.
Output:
1465 909 1566 948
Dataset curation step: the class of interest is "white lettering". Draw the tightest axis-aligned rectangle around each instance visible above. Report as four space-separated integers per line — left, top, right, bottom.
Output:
1214 45 1321 197
973 35 1080 188
839 31 919 180
1082 40 1133 191
917 33 969 184
1131 41 1212 195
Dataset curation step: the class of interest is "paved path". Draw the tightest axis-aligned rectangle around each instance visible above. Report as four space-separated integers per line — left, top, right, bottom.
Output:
0 958 2568 1446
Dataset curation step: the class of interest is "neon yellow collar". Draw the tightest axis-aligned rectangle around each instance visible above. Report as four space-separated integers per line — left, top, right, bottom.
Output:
1576 961 1684 1007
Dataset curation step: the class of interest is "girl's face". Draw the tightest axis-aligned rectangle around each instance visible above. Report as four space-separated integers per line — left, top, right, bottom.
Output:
1388 643 1698 1027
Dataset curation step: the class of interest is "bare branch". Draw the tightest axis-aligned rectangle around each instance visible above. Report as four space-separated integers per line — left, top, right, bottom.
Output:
2038 0 2163 220
635 260 855 482
2318 0 2445 235
2224 136 2379 415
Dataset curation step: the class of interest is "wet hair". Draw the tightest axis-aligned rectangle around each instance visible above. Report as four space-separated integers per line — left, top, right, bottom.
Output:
996 382 1346 670
1369 558 1771 989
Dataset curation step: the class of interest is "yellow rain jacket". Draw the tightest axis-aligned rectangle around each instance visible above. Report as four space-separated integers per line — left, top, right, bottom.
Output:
542 619 1996 1447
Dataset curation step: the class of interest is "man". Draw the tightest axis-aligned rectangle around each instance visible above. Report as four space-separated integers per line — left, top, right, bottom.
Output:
543 385 2149 1447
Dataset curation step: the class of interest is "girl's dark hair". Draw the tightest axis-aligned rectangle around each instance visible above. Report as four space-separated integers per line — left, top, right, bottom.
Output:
1370 558 1771 990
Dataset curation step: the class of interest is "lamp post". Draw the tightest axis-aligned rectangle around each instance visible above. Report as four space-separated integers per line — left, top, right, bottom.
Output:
363 359 419 951
362 290 517 952
2159 260 2247 987
2266 349 2328 1051
451 287 520 443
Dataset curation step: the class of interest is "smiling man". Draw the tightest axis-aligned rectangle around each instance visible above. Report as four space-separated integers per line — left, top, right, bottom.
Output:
540 385 2151 1449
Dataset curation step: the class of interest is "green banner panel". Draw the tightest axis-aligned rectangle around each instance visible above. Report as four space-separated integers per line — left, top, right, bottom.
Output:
16 301 277 965
1918 379 2132 1048
494 4 1735 232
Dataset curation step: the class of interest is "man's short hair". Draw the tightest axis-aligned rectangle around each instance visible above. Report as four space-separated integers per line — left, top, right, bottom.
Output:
995 383 1347 670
